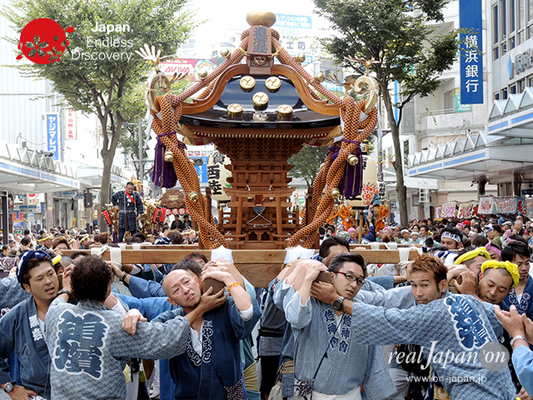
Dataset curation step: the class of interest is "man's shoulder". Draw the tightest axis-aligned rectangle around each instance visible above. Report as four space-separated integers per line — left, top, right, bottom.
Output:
0 296 32 324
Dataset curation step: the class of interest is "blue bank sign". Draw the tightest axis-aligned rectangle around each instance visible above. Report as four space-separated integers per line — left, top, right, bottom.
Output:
459 0 483 104
274 14 312 29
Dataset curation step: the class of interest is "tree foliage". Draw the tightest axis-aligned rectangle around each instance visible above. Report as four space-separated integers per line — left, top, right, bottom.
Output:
2 0 196 227
289 146 328 188
314 0 459 225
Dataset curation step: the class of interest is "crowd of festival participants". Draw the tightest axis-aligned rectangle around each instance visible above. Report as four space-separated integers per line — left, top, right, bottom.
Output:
1 212 533 400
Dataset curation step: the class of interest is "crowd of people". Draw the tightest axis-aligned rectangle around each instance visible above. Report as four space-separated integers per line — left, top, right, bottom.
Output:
0 212 533 400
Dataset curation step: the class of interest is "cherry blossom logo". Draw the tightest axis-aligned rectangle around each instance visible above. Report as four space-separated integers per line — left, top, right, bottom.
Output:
17 18 75 64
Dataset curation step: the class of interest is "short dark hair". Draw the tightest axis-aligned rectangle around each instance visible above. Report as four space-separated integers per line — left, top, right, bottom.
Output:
171 259 202 277
70 251 89 263
126 182 135 187
182 252 208 264
129 233 146 244
420 225 428 232
21 236 31 246
53 237 70 249
161 225 170 233
168 230 183 244
472 235 489 247
71 255 112 302
502 237 530 262
328 252 366 277
319 236 350 258
493 224 503 234
22 257 53 286
407 254 448 284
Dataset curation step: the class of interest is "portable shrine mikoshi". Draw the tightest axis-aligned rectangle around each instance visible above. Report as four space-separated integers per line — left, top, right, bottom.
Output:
104 11 405 285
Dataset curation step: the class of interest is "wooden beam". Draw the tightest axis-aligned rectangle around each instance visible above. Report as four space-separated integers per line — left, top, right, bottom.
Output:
62 248 419 288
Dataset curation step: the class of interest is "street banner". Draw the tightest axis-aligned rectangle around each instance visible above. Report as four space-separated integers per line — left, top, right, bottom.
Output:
478 196 494 215
46 113 61 160
459 0 483 104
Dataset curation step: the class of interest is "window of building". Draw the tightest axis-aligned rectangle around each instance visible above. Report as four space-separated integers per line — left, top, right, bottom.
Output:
512 0 517 32
511 36 516 49
495 92 500 100
528 75 533 86
494 5 499 44
503 0 507 38
529 0 533 20
503 88 509 99
519 79 526 92
511 84 517 94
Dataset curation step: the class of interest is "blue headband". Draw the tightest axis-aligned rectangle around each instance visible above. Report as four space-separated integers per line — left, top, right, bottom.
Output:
17 250 51 287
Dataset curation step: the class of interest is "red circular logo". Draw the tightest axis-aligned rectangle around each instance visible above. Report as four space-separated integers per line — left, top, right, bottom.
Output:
17 18 74 64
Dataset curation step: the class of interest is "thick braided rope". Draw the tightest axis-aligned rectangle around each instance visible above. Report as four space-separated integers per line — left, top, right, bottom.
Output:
269 39 380 247
289 100 378 248
151 96 226 248
147 36 251 248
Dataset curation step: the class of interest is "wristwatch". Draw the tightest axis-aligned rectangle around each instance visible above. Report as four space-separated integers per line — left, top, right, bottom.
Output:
510 335 528 347
3 382 15 393
57 288 71 301
333 296 345 311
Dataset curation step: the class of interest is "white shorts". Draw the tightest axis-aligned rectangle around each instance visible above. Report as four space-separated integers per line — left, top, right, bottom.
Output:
312 385 362 400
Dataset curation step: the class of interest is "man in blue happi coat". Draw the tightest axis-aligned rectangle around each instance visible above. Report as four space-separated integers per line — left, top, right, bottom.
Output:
124 264 261 399
112 182 144 243
45 255 224 400
0 250 60 399
312 254 516 400
284 254 395 400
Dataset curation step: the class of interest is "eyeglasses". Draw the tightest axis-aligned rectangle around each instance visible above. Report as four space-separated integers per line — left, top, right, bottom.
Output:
335 271 365 287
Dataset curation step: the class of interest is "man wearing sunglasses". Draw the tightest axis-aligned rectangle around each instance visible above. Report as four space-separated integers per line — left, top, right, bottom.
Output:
283 253 395 400
0 250 60 399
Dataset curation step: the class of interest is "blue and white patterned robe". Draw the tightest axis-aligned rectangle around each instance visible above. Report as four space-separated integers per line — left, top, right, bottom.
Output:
45 297 191 400
0 296 51 398
348 292 516 400
285 293 396 399
153 296 261 400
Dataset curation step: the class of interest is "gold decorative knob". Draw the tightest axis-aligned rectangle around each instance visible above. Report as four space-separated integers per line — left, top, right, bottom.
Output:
319 163 325 170
350 209 357 217
246 11 276 27
277 105 293 121
295 53 306 63
188 191 200 202
164 150 174 163
252 112 268 122
347 154 359 166
221 49 231 59
314 73 326 83
330 188 341 199
227 104 244 120
198 70 209 80
265 77 281 93
240 76 256 92
252 92 269 111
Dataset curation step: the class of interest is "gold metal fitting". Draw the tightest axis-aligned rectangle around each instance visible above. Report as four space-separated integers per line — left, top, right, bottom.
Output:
295 53 306 63
330 188 341 199
164 150 174 163
314 73 326 83
221 49 231 59
277 105 293 121
240 76 256 92
198 70 209 80
188 191 200 202
252 92 269 111
319 163 325 170
347 154 359 166
252 112 268 122
227 104 244 120
350 209 357 217
265 77 281 93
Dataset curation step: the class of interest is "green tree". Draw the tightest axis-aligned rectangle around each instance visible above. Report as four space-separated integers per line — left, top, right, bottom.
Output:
314 0 459 226
2 0 196 228
289 146 328 188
